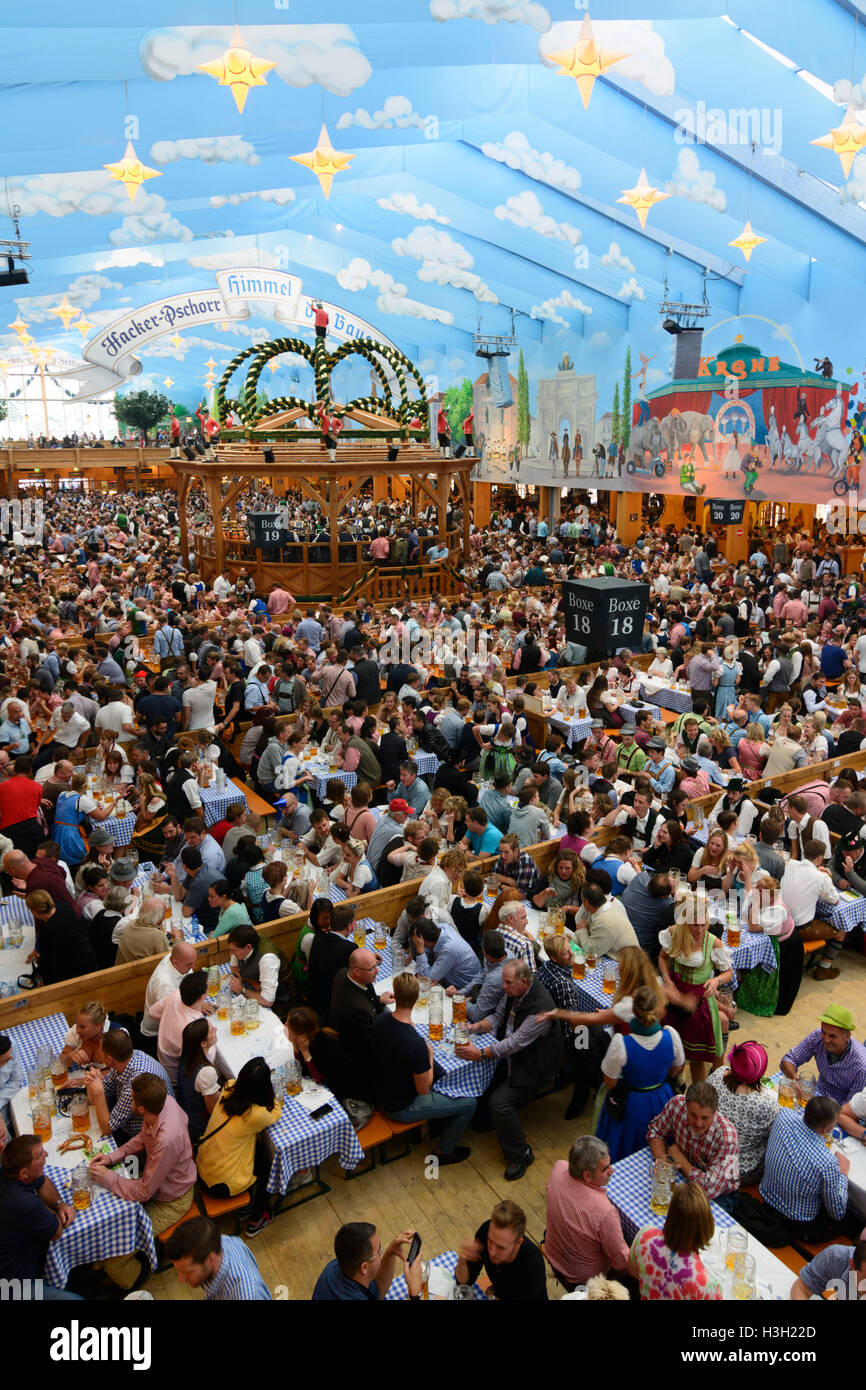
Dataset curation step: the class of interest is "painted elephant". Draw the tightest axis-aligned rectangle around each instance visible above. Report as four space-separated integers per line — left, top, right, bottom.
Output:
657 410 715 453
629 417 664 457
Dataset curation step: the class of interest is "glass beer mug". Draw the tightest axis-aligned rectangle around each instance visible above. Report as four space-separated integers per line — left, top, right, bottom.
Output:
70 1093 90 1134
428 998 444 1043
217 987 231 1022
244 998 260 1033
71 1164 93 1212
50 1054 68 1089
36 1043 51 1081
572 949 585 981
353 923 367 949
602 961 618 996
8 923 24 949
230 996 246 1036
585 946 598 973
284 1058 303 1097
416 976 432 1008
207 966 221 998
650 1157 675 1217
452 993 466 1023
373 921 388 951
32 1099 52 1142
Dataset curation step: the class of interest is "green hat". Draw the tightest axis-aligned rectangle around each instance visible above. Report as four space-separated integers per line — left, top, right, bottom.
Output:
819 1004 855 1033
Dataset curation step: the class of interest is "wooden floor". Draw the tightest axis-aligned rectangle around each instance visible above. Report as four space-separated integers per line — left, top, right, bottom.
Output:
148 945 866 1301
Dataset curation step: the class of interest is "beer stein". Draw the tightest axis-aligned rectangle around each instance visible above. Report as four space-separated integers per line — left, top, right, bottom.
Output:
602 960 618 996
391 944 407 977
32 1099 52 1141
585 947 598 972
649 1157 675 1216
416 976 431 1008
207 966 221 998
571 949 585 981
50 1054 68 1089
428 998 444 1043
725 1229 747 1271
70 1093 90 1134
217 987 231 1022
230 996 246 1036
244 998 260 1033
451 993 466 1023
778 1077 795 1109
71 1164 93 1212
373 921 388 951
284 1058 302 1097
353 923 367 949
8 923 23 948
732 1253 756 1301
36 1043 51 1080
453 1019 470 1047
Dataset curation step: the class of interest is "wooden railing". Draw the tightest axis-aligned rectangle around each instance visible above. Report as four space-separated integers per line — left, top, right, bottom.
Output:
0 842 561 1033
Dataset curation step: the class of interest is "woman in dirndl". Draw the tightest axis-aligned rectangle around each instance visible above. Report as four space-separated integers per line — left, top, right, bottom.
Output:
658 912 733 1084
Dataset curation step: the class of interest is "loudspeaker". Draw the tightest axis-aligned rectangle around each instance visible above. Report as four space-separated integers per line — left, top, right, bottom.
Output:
263 447 275 464
181 445 197 461
387 446 399 461
453 444 466 457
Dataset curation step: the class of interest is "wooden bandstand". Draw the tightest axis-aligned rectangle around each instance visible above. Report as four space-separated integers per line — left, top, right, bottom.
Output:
172 328 474 602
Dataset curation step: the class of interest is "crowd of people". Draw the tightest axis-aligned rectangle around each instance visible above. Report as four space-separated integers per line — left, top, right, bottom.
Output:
0 481 865 1301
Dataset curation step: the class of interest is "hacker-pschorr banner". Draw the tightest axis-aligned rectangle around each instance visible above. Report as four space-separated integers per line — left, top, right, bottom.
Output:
55 268 398 401
562 577 650 651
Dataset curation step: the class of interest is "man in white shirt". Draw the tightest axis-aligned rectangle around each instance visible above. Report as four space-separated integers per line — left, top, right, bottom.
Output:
47 700 91 751
95 698 137 741
785 796 832 862
213 573 233 601
182 676 217 732
140 940 198 1048
855 628 866 679
780 840 844 982
242 628 266 670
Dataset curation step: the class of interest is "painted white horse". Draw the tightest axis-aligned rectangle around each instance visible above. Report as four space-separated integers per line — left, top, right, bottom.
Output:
813 391 848 477
767 410 782 468
795 420 823 473
781 426 801 473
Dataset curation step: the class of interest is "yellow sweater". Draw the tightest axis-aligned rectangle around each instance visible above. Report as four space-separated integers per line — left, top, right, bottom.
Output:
196 1083 282 1194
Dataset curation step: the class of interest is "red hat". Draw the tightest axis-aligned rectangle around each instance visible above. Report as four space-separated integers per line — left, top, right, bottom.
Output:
389 798 412 815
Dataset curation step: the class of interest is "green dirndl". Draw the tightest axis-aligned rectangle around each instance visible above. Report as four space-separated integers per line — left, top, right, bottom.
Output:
732 935 780 1018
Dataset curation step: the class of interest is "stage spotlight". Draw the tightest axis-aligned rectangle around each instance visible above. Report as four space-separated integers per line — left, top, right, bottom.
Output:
662 318 680 335
0 257 28 287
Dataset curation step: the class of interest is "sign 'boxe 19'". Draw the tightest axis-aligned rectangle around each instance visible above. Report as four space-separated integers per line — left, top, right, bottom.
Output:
562 577 650 652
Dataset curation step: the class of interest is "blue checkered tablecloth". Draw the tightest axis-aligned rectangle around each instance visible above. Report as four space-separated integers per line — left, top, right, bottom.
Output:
265 1095 364 1192
198 781 238 827
43 1161 158 1287
721 926 778 982
640 684 693 713
385 1249 487 1301
414 751 441 779
7 1012 70 1073
606 1146 736 1243
620 699 662 723
816 894 866 933
305 762 357 799
549 715 593 749
100 812 135 847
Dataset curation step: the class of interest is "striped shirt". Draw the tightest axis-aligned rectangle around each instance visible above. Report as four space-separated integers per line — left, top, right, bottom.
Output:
760 1110 848 1222
202 1235 272 1301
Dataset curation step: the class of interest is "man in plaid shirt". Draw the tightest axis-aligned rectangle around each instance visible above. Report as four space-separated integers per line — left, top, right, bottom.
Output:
647 1082 739 1207
760 1095 852 1242
489 835 549 907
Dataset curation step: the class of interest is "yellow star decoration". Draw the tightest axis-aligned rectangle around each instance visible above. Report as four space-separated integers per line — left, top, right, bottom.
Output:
290 124 354 200
73 317 93 339
170 334 184 349
48 296 78 329
204 358 217 371
163 377 175 389
28 344 55 364
103 141 162 204
546 13 629 109
196 26 277 115
728 220 767 262
617 167 670 228
266 357 283 374
8 316 29 337
0 359 10 371
811 104 866 178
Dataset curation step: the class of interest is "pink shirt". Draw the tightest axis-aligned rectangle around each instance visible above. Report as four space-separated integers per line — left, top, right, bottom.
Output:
149 990 207 1082
370 537 390 559
98 1095 197 1203
267 588 292 614
781 599 807 626
544 1161 630 1284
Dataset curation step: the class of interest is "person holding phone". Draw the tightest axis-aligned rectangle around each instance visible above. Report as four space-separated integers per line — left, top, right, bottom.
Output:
312 1221 423 1300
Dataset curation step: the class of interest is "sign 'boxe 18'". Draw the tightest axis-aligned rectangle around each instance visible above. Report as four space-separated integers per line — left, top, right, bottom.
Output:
562 577 650 652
